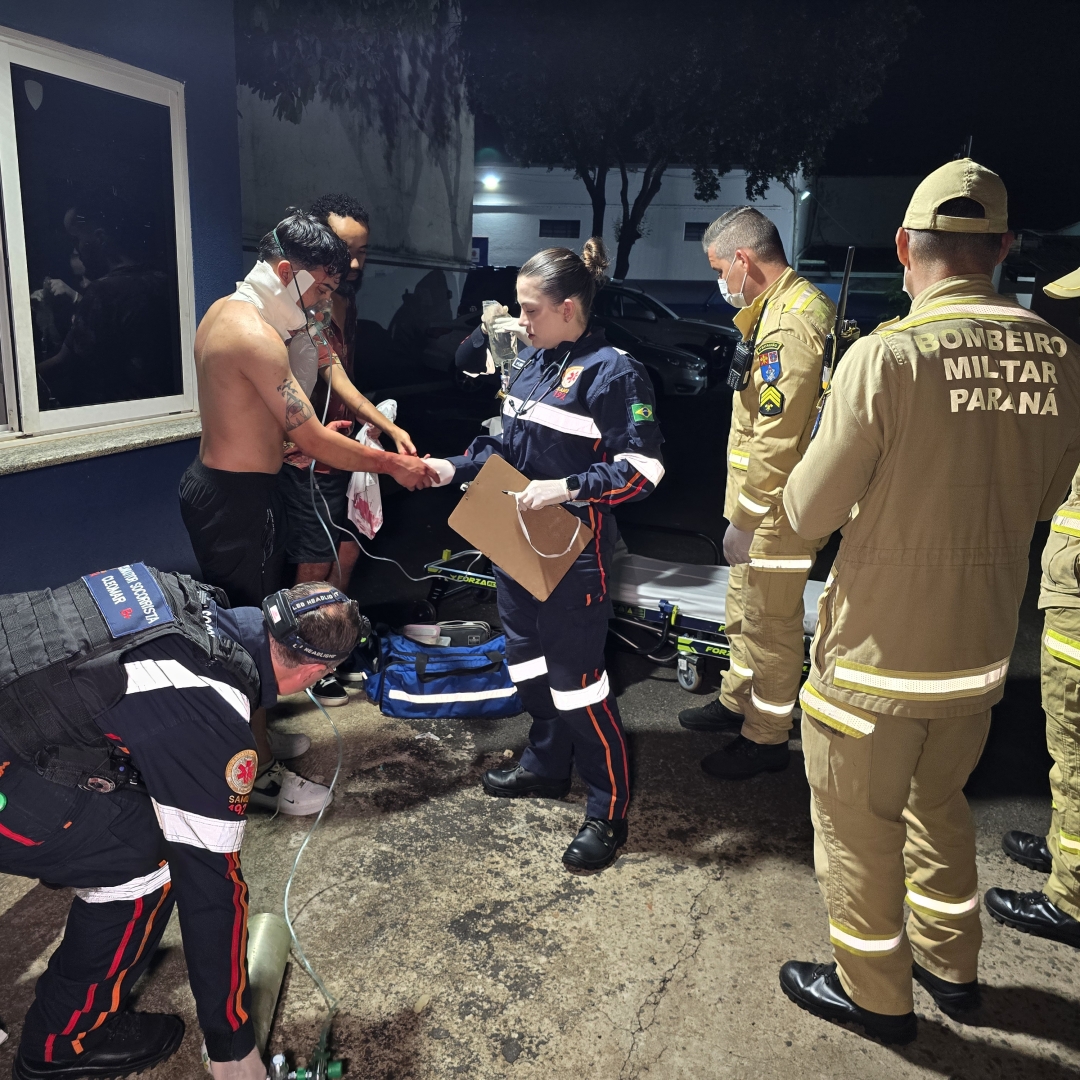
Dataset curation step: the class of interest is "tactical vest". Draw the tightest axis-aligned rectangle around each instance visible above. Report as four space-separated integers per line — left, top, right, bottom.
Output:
0 566 261 791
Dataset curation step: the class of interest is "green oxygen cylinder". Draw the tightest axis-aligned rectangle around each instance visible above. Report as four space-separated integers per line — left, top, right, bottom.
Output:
246 913 291 1054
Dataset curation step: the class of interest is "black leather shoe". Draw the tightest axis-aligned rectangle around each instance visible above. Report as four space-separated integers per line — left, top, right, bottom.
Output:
678 699 744 732
984 888 1080 948
779 961 916 1045
701 735 789 780
912 961 980 1018
14 1012 185 1079
481 764 570 800
1002 830 1052 874
562 817 628 871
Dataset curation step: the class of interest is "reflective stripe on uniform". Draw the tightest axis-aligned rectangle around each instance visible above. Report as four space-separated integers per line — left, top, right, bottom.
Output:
728 451 749 472
124 659 251 722
833 656 1009 701
74 864 172 904
613 452 665 485
1059 829 1080 854
1050 507 1080 538
829 921 903 956
508 656 548 682
879 302 1050 334
152 801 245 854
1045 629 1080 668
388 687 517 704
904 882 979 918
550 671 610 711
729 661 753 679
503 395 601 439
748 556 813 572
799 683 876 738
751 689 795 717
737 491 770 516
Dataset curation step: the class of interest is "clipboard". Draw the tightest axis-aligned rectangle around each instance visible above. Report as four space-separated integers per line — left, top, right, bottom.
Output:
448 455 593 602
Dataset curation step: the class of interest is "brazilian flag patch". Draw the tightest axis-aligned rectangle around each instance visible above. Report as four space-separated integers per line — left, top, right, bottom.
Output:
630 402 655 423
759 384 784 417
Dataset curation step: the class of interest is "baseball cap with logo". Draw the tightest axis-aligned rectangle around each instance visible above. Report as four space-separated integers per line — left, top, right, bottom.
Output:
902 158 1009 234
1044 265 1080 300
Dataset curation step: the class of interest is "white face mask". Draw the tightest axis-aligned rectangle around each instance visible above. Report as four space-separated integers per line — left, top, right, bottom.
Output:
718 262 749 309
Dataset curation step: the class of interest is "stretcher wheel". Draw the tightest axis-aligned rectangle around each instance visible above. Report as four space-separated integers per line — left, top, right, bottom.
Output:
676 655 703 692
413 599 438 623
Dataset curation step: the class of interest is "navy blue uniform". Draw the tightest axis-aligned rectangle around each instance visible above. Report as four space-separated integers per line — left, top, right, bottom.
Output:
0 606 270 1065
450 328 664 819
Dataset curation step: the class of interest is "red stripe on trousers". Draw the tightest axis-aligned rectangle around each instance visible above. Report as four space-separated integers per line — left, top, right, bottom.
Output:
225 852 250 1028
586 704 618 819
602 697 630 819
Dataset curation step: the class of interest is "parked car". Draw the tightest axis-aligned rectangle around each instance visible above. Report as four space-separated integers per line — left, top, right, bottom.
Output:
422 268 732 396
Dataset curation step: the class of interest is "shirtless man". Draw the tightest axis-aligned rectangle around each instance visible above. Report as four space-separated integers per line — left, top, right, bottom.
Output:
179 210 435 815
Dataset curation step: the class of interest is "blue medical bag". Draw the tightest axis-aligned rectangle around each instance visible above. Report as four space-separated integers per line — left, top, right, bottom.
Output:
364 632 522 719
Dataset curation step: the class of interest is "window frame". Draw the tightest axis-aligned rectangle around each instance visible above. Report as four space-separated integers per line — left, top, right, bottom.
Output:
538 219 581 240
0 26 196 437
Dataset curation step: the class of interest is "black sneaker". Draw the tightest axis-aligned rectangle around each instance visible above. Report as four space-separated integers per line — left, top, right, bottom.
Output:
912 961 981 1019
1002 831 1053 874
563 817 628 871
701 735 789 780
984 888 1080 949
14 1012 184 1079
677 699 744 732
779 961 916 1044
311 674 349 707
481 764 571 800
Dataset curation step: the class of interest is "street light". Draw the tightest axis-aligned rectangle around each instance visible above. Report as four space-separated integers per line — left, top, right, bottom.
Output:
482 173 500 191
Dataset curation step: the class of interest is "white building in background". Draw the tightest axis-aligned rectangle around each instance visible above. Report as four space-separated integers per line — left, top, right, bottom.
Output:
471 166 807 283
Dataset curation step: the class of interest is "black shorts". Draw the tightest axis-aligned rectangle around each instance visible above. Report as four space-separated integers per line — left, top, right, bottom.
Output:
178 457 286 607
276 464 361 563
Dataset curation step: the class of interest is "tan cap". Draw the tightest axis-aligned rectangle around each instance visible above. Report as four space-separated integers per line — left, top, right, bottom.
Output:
902 158 1008 233
1045 266 1080 300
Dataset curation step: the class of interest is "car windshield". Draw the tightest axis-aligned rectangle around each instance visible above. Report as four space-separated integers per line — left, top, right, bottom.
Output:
601 289 677 321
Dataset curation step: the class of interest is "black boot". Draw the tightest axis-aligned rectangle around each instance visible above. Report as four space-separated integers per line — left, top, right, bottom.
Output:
562 817 628 871
779 961 916 1045
701 735 789 780
481 763 570 800
14 1012 185 1080
984 888 1080 948
1002 830 1052 874
677 699 744 732
912 961 981 1019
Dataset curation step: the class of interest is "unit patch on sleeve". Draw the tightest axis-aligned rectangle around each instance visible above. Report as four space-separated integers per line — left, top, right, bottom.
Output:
226 749 258 795
759 384 785 417
630 402 655 423
756 342 783 385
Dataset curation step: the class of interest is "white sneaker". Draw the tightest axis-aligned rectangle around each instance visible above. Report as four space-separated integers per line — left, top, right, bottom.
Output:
250 761 332 816
266 729 312 759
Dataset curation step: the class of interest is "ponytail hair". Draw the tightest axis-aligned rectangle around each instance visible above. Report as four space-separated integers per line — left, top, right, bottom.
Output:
518 237 609 322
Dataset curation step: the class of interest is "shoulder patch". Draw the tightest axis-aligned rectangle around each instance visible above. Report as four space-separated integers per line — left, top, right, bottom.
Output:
756 342 782 385
630 402 655 423
759 384 784 417
226 749 257 795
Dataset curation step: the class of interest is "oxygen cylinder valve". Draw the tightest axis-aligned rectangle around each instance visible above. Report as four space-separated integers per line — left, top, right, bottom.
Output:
268 1052 343 1080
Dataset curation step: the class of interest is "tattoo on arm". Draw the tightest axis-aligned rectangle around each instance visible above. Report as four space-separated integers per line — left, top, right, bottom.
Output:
276 377 314 432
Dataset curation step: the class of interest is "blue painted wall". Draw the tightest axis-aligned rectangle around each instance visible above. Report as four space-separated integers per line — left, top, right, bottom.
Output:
0 1 241 592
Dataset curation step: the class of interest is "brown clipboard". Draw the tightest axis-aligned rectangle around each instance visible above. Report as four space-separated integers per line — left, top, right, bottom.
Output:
447 455 593 602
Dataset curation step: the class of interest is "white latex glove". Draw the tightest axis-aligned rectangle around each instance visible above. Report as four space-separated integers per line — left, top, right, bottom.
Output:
515 478 573 510
723 523 755 566
423 457 457 487
481 301 508 336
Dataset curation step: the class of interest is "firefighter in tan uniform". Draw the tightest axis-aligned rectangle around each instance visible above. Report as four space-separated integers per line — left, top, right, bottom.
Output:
776 160 1080 1044
985 265 1080 950
678 206 835 780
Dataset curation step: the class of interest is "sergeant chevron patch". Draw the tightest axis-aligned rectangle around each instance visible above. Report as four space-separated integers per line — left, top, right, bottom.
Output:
759 384 784 417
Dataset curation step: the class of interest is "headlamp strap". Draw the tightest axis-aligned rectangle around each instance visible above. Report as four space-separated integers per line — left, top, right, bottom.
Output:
262 587 355 664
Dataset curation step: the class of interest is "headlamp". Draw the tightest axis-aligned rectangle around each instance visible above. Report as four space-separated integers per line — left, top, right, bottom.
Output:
262 588 366 665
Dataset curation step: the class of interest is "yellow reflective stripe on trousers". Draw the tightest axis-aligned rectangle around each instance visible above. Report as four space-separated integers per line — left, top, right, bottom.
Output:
833 656 1009 701
729 451 749 472
1045 629 1080 669
737 491 770 516
729 661 753 679
904 882 979 918
1050 507 1080 537
829 921 903 955
799 683 876 738
748 556 813 572
751 689 795 717
1060 829 1080 853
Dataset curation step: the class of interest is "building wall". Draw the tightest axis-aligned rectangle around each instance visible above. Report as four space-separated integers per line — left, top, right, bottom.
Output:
0 0 243 592
472 166 803 281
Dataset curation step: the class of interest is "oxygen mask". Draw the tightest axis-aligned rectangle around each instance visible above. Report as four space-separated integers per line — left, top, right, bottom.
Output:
482 300 530 397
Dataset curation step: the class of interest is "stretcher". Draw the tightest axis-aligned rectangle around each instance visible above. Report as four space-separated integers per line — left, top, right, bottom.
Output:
423 541 824 694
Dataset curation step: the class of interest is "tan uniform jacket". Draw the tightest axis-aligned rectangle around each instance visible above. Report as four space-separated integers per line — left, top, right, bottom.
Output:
1040 467 1080 613
784 275 1080 720
725 267 835 533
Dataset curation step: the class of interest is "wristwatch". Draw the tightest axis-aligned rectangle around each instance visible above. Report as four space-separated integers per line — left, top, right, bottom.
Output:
566 474 582 496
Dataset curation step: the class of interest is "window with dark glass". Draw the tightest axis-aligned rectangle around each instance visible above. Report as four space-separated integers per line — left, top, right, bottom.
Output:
684 222 709 242
538 219 581 239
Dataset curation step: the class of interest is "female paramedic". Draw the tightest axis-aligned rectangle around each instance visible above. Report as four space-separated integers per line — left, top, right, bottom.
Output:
426 240 664 871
